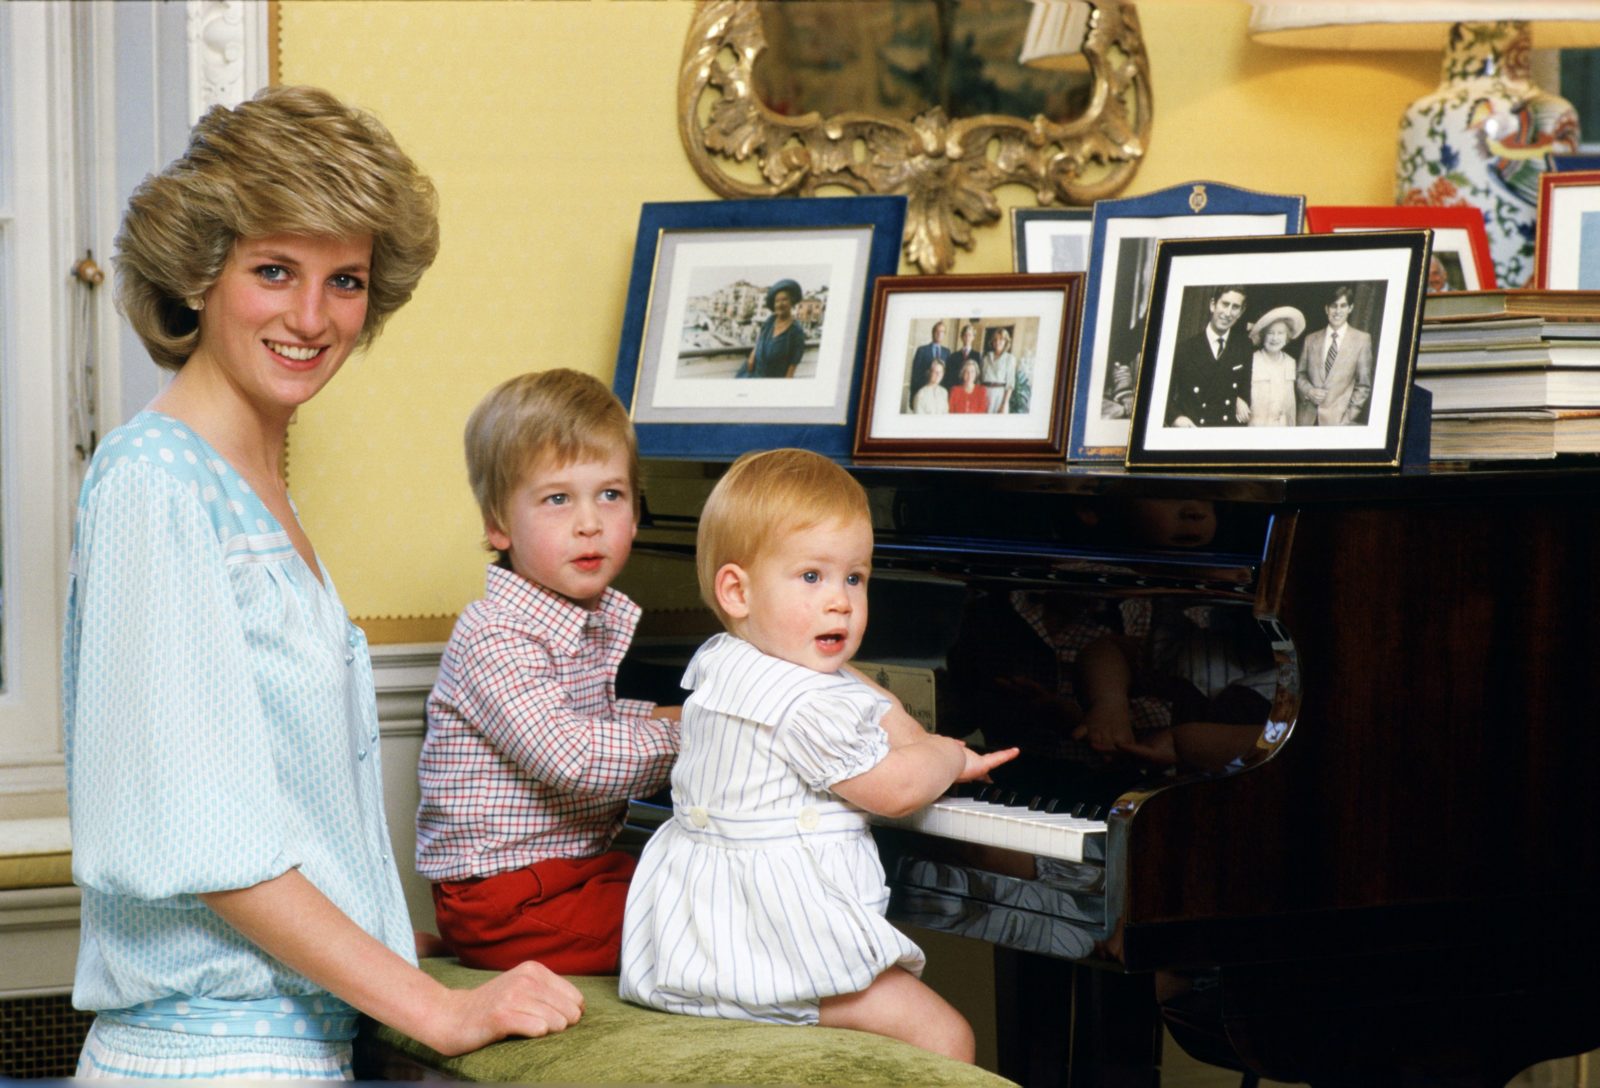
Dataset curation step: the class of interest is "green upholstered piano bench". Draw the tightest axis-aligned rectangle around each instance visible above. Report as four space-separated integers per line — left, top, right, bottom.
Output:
354 959 1017 1086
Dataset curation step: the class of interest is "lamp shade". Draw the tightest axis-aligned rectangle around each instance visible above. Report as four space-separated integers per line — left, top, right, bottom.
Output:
1250 5 1600 285
1019 0 1094 71
1249 3 1600 50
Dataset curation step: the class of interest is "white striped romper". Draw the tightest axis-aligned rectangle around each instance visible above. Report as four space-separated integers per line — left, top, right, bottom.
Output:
619 633 924 1024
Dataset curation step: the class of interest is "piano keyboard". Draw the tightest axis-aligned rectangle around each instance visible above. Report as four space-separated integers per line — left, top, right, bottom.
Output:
871 793 1107 863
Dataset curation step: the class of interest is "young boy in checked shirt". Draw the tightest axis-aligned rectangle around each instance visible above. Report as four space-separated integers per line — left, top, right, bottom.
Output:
416 369 681 974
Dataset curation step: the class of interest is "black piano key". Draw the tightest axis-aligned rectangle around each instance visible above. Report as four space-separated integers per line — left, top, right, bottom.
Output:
1043 798 1062 813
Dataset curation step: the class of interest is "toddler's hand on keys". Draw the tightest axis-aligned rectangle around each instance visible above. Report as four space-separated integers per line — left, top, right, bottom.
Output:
956 745 1020 784
428 960 585 1055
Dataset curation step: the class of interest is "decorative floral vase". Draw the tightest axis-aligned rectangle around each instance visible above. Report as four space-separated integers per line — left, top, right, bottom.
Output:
1396 21 1580 289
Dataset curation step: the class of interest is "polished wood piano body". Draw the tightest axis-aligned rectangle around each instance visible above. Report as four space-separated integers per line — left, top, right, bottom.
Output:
617 458 1600 1087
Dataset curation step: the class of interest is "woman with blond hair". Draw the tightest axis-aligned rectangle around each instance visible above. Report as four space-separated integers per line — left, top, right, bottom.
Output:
65 85 583 1080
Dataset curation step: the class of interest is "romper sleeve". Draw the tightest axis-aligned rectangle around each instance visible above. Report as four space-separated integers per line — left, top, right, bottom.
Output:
771 685 892 792
67 461 297 902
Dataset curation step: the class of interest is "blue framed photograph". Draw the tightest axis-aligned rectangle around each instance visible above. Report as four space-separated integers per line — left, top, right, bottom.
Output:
1011 207 1093 274
1067 181 1305 460
1548 153 1600 173
612 196 906 459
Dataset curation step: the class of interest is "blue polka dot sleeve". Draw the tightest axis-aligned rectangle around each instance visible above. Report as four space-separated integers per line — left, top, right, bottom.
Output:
67 459 297 900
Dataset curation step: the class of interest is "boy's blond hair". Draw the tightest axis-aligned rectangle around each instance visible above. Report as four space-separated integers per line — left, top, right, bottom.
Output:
696 448 871 625
465 369 639 555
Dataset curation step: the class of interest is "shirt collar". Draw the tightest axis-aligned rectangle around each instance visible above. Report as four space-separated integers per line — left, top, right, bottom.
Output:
482 563 640 653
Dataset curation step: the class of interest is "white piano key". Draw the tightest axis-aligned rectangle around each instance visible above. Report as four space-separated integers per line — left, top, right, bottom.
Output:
873 795 1107 862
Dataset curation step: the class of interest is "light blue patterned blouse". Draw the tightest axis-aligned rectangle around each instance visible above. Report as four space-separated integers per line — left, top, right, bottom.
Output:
63 411 415 1025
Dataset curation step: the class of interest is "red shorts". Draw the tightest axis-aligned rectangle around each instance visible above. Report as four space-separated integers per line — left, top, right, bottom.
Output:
431 851 636 975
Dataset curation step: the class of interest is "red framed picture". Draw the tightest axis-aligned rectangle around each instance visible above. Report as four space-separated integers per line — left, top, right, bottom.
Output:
1307 204 1495 293
1535 169 1600 290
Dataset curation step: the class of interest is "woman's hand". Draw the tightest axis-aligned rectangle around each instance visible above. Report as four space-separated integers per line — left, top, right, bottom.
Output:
201 870 586 1059
424 960 585 1057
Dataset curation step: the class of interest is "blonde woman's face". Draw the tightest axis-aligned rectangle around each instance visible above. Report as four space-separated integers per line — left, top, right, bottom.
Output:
1264 322 1288 351
189 232 372 416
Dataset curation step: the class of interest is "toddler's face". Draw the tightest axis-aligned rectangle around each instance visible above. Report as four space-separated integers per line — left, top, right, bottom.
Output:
487 448 637 609
734 515 872 672
1124 498 1217 549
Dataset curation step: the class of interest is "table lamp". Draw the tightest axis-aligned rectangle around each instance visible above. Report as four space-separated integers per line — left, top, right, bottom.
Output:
1249 2 1600 287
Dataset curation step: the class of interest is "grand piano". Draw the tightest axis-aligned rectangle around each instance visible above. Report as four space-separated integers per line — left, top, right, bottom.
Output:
615 456 1600 1087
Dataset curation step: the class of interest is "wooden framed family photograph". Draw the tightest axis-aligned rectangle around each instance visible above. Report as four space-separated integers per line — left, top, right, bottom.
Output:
1068 181 1306 461
852 273 1083 462
611 195 906 458
1126 231 1432 469
1307 204 1495 292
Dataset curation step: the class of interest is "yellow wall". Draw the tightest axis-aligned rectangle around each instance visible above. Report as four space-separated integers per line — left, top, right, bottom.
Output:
278 0 1438 635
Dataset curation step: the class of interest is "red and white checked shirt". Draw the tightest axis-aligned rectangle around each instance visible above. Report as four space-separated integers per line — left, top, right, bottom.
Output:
415 565 678 881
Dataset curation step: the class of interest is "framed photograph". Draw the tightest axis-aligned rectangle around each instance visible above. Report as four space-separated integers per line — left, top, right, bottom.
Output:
1011 207 1094 274
612 195 907 459
1536 169 1600 290
1125 231 1431 470
1068 181 1305 461
1307 204 1495 292
852 273 1083 462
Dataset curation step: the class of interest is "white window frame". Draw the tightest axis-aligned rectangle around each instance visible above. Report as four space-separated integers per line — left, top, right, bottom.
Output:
0 2 76 801
0 1 267 812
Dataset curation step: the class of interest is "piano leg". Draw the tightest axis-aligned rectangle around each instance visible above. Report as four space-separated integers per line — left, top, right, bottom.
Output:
993 949 1161 1088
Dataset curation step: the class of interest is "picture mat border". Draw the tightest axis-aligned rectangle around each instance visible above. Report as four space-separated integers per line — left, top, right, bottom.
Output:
1068 181 1305 461
612 195 907 459
1126 231 1430 470
1010 206 1093 274
1536 169 1600 290
1307 204 1494 291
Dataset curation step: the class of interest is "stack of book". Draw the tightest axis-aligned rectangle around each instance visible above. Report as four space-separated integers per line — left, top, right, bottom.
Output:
1414 289 1600 460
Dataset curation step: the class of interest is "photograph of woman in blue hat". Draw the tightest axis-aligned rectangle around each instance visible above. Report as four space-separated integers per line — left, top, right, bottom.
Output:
736 277 808 378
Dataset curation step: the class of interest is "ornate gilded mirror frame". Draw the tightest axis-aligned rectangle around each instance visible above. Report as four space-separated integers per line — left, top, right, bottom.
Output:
679 0 1152 274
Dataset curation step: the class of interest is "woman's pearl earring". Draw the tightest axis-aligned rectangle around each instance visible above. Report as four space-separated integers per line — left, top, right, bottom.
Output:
186 296 204 311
